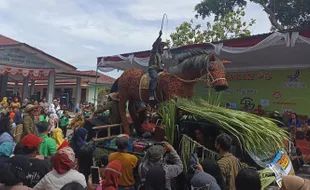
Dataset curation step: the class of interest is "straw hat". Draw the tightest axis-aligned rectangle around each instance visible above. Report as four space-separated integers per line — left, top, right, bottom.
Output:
109 92 119 101
24 104 39 113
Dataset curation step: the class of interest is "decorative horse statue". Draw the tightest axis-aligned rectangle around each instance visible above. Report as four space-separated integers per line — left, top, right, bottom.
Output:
118 50 229 134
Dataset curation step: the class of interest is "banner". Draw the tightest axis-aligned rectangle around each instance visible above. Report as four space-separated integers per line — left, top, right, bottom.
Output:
195 68 310 115
267 151 294 187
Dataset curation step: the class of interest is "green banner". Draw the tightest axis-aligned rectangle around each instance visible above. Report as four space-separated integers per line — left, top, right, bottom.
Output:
195 69 310 115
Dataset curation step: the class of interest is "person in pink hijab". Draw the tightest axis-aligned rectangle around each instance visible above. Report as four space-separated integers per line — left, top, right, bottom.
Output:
281 175 310 190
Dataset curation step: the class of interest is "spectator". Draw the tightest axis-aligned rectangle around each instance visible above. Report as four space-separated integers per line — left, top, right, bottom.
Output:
22 104 39 137
61 182 85 190
39 108 49 122
33 100 39 106
49 108 58 134
10 96 21 109
0 113 14 144
143 164 167 190
235 168 261 190
138 142 183 190
37 122 57 157
13 141 23 155
71 127 88 155
13 107 22 125
77 145 94 181
102 160 122 190
201 159 225 190
22 98 29 108
215 133 241 190
288 113 301 128
59 110 70 137
51 126 66 149
88 160 122 190
253 104 265 116
0 142 13 169
0 155 31 190
20 134 52 187
190 164 221 190
40 97 49 109
281 175 310 190
109 134 138 190
33 147 86 190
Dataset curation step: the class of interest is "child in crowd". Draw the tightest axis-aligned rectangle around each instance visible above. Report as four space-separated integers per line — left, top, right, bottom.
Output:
59 110 70 137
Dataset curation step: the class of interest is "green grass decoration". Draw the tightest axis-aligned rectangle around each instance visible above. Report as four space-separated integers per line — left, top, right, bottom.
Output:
175 98 289 157
258 168 276 189
159 100 177 145
180 134 219 173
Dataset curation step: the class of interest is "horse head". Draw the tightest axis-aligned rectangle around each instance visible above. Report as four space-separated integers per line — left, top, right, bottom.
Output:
202 54 229 91
169 50 229 91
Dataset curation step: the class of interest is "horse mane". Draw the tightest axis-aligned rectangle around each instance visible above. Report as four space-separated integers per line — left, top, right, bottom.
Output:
168 49 222 75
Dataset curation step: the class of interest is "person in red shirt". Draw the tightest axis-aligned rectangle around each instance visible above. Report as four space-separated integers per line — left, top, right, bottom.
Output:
253 105 265 116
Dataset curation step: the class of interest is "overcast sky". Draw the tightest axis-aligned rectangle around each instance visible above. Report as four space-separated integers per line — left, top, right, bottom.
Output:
0 0 271 78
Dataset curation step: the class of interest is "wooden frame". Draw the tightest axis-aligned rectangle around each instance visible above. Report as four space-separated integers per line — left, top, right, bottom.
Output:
92 123 123 142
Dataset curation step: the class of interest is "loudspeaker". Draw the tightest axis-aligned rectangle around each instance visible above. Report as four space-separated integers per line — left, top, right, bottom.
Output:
60 93 69 109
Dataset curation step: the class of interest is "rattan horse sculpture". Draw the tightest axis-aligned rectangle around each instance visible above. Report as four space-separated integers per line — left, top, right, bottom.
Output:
118 50 229 134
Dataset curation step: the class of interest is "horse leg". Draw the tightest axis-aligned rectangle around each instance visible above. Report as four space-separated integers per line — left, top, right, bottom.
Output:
128 100 141 135
119 96 130 134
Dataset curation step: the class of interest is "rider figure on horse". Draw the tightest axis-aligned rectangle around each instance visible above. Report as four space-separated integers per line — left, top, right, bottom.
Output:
148 30 166 101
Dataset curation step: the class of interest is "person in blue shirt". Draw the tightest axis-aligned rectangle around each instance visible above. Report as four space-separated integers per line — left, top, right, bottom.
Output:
288 113 301 128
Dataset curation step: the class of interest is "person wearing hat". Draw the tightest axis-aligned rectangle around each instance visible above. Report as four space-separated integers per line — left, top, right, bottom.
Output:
22 104 39 138
0 155 32 190
148 30 166 101
109 134 138 190
20 134 52 187
93 93 121 124
138 142 183 190
281 175 310 190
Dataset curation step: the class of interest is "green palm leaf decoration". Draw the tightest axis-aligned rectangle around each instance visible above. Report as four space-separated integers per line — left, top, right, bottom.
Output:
175 98 289 157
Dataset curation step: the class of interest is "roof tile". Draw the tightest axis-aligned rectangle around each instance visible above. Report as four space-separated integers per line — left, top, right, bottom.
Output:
0 34 21 46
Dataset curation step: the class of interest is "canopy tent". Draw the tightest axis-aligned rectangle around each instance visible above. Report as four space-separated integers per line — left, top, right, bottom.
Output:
97 30 310 73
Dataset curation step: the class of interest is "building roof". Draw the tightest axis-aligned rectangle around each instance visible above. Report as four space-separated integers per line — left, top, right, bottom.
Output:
57 70 98 78
0 34 21 46
0 34 76 70
35 70 115 86
81 70 115 85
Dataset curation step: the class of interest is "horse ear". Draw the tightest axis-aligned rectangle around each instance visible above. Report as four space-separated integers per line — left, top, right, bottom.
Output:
210 54 215 62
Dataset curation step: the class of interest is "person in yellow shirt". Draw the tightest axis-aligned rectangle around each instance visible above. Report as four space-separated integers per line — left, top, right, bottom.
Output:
109 134 138 190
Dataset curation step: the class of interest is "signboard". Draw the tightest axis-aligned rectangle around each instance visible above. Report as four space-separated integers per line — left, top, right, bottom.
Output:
0 48 56 69
267 151 295 187
195 68 310 115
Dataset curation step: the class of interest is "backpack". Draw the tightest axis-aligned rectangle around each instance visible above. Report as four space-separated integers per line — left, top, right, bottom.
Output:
138 164 168 190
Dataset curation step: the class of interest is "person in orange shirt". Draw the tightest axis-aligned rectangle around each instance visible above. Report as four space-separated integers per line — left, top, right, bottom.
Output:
108 134 138 190
9 107 15 120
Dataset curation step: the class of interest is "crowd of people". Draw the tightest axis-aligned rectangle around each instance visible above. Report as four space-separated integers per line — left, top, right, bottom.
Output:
0 95 309 190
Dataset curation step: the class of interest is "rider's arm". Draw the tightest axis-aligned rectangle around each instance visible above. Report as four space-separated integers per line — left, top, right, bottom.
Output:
151 31 163 53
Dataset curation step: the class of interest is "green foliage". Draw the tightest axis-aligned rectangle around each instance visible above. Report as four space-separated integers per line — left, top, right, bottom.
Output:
159 100 176 145
170 7 255 46
258 168 276 189
180 134 219 173
175 98 289 157
194 0 310 31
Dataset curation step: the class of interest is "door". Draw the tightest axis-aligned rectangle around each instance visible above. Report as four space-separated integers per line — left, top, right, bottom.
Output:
43 88 47 99
81 88 86 103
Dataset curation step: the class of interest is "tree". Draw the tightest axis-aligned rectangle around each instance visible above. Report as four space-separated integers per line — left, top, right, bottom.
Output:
169 7 256 47
194 0 310 31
